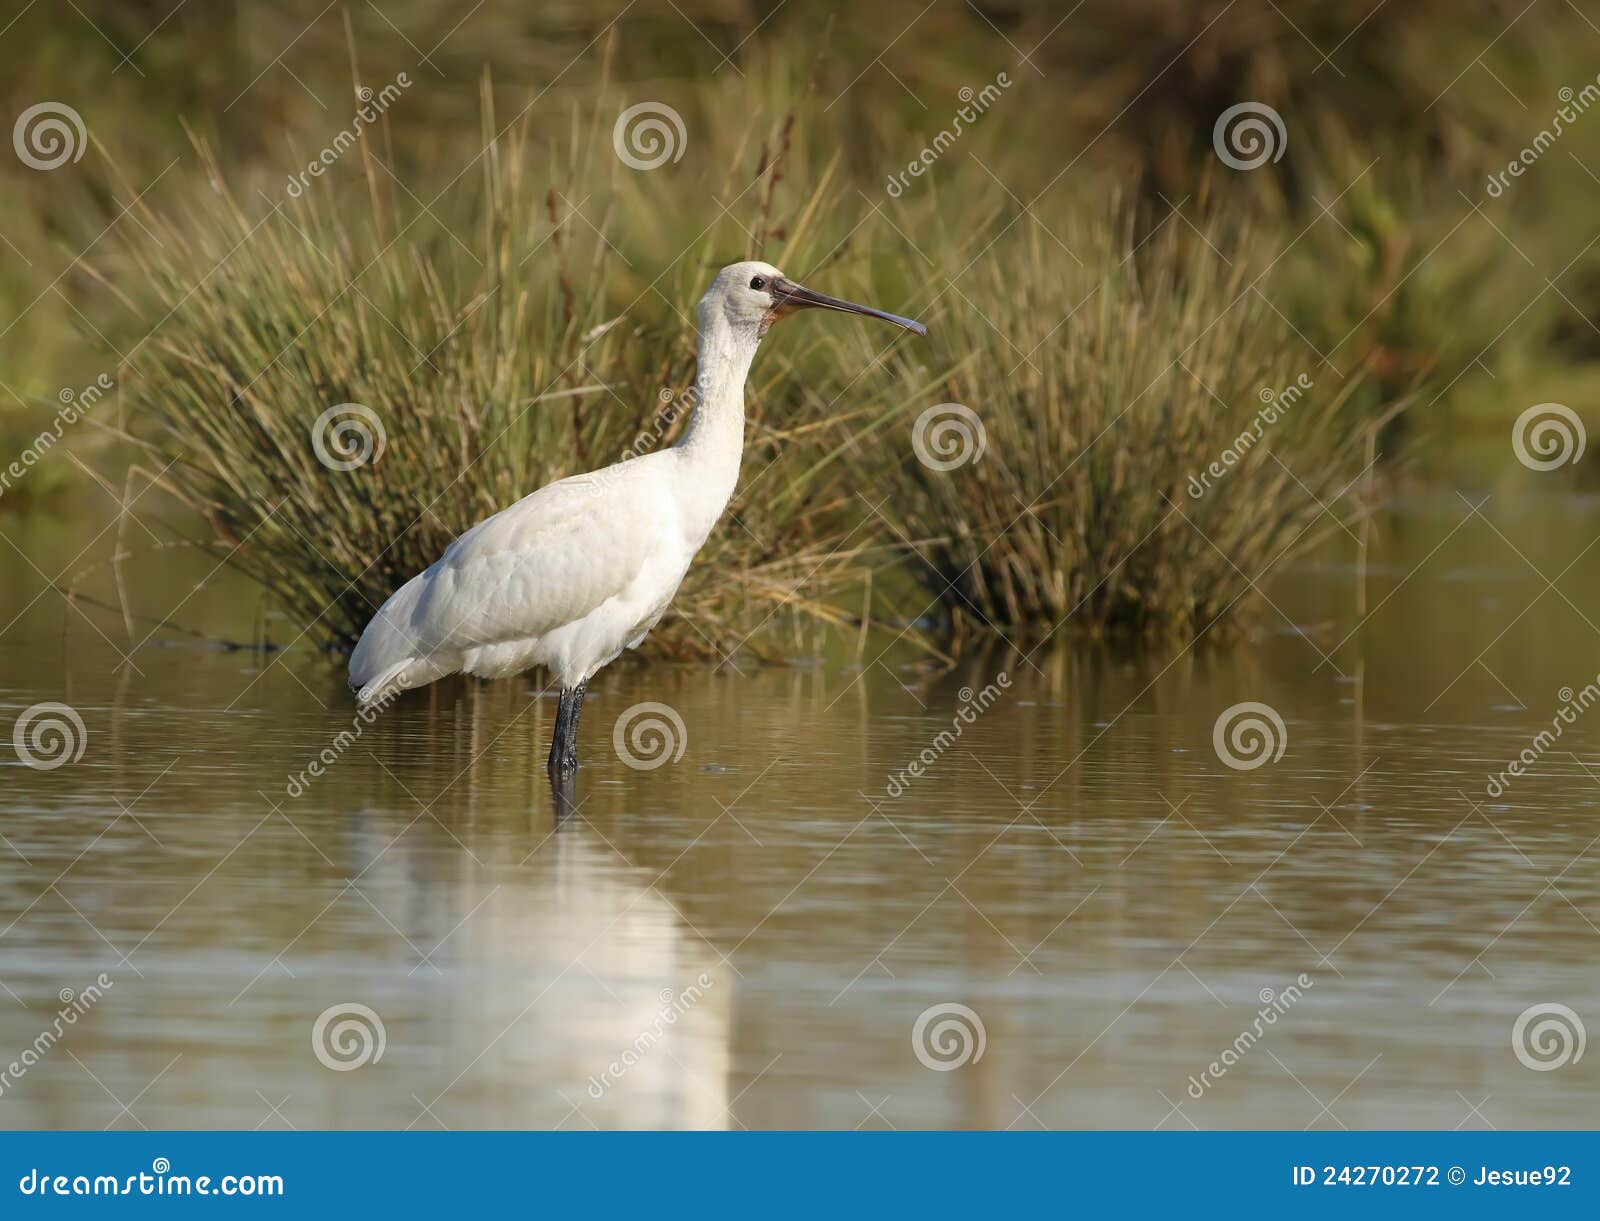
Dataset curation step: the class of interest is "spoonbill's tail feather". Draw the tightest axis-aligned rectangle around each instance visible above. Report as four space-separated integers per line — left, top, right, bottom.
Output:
348 568 452 703
354 659 416 705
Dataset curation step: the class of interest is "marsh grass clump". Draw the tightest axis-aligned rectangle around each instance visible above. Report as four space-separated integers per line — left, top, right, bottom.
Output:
116 111 901 658
108 50 1407 660
845 204 1391 640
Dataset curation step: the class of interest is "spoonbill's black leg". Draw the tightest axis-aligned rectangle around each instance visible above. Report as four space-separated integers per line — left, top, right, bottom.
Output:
549 771 579 826
546 682 587 780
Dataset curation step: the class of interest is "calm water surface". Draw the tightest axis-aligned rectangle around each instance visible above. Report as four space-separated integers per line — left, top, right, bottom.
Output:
2 489 1598 1129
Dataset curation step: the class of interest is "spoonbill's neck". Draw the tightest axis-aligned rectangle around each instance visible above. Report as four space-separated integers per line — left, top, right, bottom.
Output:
673 310 760 540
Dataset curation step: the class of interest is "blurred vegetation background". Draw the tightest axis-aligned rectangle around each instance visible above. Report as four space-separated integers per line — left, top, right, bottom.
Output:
3 0 1598 654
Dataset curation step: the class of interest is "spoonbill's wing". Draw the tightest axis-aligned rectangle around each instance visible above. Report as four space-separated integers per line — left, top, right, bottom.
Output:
349 459 674 697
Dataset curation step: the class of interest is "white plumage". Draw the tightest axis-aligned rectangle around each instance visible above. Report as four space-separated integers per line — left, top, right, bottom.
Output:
350 457 696 698
348 259 925 779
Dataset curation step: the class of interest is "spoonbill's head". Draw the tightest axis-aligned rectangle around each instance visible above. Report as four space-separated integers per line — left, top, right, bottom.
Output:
700 260 927 341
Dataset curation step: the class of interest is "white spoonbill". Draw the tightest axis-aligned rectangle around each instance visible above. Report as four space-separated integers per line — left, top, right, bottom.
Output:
348 261 926 779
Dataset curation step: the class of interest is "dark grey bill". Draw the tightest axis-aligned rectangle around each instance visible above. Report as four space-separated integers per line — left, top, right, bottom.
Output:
771 277 927 336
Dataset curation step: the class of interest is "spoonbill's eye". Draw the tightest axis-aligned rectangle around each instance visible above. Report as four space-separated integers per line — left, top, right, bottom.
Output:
750 276 766 290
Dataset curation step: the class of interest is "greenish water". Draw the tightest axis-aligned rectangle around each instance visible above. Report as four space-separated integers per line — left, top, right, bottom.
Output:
2 489 1598 1129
